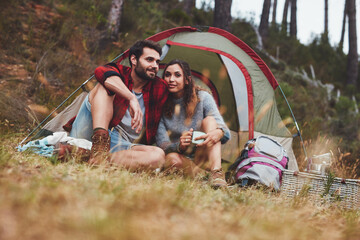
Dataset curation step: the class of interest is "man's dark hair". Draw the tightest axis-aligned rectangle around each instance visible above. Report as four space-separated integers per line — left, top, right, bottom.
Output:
128 40 162 67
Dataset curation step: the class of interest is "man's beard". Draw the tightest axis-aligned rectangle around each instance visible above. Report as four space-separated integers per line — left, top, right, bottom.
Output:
134 63 157 82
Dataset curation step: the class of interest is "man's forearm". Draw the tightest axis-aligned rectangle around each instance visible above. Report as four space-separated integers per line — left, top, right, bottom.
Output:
104 76 135 101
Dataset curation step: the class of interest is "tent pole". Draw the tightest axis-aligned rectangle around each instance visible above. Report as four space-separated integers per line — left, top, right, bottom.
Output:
19 52 126 146
278 85 309 170
19 75 94 146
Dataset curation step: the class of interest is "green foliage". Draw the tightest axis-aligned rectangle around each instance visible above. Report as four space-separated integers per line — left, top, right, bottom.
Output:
308 36 347 86
231 19 258 49
83 4 108 27
321 171 342 203
275 82 294 120
322 171 336 197
330 96 359 142
335 96 354 115
120 1 168 40
265 26 312 68
192 2 213 27
280 82 294 97
61 0 111 28
266 25 348 89
166 8 191 25
345 84 358 96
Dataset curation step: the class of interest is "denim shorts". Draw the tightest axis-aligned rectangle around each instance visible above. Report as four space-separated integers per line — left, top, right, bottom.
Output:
69 94 138 153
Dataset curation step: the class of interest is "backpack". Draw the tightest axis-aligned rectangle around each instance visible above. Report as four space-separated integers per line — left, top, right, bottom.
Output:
226 136 289 190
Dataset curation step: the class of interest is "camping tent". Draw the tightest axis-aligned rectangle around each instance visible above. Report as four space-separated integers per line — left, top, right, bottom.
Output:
29 26 300 171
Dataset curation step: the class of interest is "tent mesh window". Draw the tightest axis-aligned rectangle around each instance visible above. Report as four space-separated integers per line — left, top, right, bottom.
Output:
281 170 360 209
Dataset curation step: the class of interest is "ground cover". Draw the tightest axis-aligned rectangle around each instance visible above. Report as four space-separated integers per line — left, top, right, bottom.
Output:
1 135 359 240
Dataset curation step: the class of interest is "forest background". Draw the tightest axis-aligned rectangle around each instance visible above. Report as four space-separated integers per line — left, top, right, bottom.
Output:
0 0 360 178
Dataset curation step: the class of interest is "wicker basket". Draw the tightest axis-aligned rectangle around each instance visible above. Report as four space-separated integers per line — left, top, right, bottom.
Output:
281 170 360 209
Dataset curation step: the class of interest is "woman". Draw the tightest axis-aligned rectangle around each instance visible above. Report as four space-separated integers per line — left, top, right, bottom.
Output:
156 59 230 188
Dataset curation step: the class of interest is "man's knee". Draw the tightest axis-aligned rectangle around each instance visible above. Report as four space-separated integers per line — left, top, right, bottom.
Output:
143 146 165 167
89 84 114 105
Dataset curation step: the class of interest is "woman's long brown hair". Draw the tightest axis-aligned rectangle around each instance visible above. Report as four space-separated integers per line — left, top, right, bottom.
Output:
162 59 200 123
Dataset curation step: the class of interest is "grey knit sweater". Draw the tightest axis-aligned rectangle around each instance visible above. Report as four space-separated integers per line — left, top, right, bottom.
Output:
155 91 230 154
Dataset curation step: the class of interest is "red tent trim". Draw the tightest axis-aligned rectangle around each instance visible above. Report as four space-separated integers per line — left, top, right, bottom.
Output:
117 26 278 91
208 27 279 89
116 26 198 64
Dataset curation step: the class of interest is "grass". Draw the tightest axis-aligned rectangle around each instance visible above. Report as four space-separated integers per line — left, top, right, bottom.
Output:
1 134 360 240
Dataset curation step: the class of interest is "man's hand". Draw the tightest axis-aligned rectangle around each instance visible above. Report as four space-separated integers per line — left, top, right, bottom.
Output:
129 95 143 133
104 76 143 133
179 128 194 152
195 129 223 148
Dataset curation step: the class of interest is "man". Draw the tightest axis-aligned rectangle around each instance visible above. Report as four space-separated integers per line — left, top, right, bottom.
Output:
67 40 168 170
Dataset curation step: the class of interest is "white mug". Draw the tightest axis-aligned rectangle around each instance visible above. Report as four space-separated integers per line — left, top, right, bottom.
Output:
191 131 206 145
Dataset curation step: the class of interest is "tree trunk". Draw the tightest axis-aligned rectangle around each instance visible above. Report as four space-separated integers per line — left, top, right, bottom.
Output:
339 0 348 50
107 0 124 40
272 0 277 26
281 0 290 33
183 0 196 15
324 0 328 40
346 0 358 86
259 0 271 40
213 0 233 32
290 0 297 38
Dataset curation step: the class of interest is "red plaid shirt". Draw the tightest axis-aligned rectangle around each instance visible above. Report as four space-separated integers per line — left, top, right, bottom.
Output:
94 63 168 144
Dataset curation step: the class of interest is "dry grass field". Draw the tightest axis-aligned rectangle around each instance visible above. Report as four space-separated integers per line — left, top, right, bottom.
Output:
1 135 359 240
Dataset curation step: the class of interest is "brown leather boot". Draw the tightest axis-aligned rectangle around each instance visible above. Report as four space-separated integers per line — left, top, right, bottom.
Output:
210 168 228 189
89 128 110 165
55 143 90 162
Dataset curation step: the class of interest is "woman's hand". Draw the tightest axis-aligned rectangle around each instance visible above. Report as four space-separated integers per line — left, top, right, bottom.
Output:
195 128 223 148
179 128 194 152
